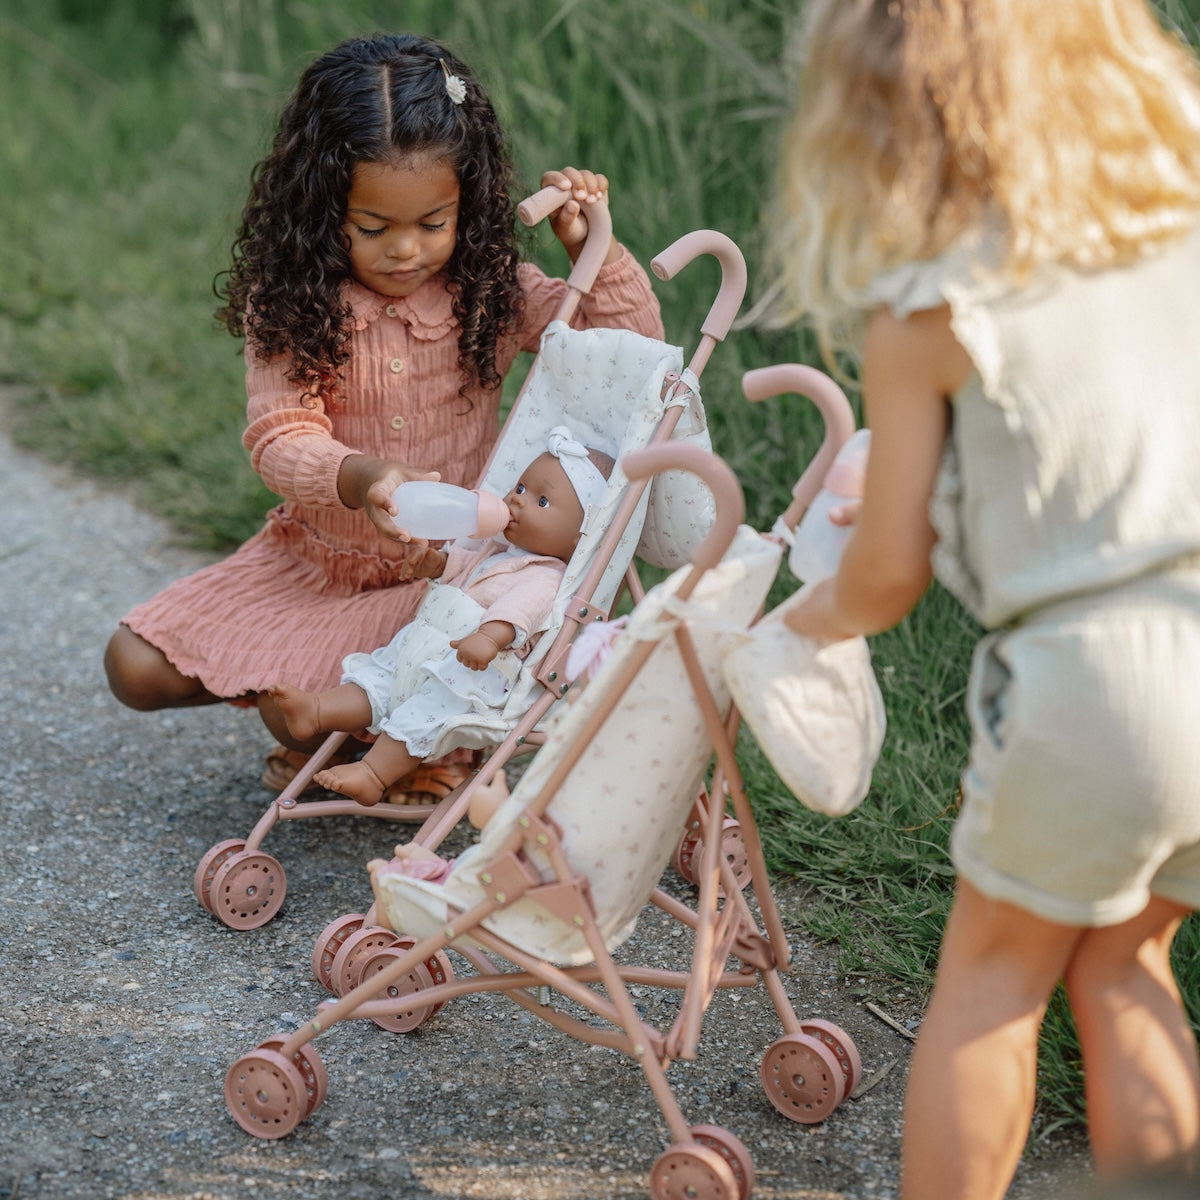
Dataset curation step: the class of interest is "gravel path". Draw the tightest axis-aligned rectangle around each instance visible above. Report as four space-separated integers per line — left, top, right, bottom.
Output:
0 409 1095 1200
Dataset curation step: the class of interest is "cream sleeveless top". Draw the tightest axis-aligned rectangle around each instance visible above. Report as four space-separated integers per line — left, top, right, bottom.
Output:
870 220 1200 628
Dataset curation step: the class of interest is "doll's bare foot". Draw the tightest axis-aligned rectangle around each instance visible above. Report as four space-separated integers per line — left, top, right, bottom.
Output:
315 759 386 807
265 683 322 742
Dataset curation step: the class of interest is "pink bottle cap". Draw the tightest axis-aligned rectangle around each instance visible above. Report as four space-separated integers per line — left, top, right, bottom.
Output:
472 490 510 538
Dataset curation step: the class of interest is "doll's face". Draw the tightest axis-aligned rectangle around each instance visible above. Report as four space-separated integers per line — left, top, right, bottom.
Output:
502 453 584 561
342 154 459 298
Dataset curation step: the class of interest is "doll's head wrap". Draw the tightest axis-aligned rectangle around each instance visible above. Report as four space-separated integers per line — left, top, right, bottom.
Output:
546 425 609 528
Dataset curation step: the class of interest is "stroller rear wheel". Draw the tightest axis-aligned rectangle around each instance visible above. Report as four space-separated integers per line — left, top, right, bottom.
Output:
356 939 454 1032
329 924 403 996
311 912 367 993
673 817 751 895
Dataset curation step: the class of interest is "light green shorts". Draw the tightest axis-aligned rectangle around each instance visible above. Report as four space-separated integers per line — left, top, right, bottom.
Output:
953 567 1200 926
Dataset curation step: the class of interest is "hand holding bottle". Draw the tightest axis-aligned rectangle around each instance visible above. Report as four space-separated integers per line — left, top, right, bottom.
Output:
390 480 510 541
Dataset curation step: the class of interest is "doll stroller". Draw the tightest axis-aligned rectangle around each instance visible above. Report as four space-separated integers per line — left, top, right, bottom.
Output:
193 191 748 931
223 442 863 1200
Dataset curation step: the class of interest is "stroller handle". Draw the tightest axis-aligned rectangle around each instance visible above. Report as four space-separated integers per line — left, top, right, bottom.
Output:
650 230 747 344
742 363 857 528
623 443 744 573
517 184 613 299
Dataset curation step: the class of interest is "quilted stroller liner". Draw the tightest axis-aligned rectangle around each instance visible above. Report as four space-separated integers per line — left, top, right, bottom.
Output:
223 443 863 1200
193 202 748 931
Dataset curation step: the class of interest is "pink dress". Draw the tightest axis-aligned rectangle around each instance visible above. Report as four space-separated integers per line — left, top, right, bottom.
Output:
121 251 662 695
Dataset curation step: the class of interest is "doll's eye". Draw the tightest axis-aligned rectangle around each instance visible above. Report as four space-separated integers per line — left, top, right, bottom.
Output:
537 496 550 508
514 482 526 495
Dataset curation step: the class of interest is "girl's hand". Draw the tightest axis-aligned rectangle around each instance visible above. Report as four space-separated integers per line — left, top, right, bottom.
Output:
781 578 858 643
338 453 442 542
542 167 621 266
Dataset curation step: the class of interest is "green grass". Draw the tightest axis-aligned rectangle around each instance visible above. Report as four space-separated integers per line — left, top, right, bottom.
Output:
3 0 1198 1141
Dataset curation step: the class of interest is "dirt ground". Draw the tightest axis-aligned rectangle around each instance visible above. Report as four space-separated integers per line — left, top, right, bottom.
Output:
0 411 1098 1200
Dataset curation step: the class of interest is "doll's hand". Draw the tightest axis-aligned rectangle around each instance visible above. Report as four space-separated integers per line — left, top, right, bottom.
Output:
449 630 503 671
542 167 617 264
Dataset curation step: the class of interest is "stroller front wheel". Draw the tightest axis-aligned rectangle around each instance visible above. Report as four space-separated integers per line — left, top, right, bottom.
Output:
649 1140 740 1200
224 1045 312 1138
208 850 286 930
760 1032 845 1124
690 1125 755 1200
258 1033 329 1117
798 1018 862 1098
193 838 245 912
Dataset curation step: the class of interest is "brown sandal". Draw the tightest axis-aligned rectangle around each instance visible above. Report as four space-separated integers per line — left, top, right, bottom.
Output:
260 744 357 794
383 751 482 805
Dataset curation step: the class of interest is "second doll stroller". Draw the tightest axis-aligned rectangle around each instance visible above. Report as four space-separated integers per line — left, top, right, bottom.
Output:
223 443 863 1199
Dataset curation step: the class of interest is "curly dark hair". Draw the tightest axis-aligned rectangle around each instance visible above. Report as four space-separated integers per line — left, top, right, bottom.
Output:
214 33 525 402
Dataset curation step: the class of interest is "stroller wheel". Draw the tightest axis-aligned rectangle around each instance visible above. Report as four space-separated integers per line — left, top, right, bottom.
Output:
258 1033 328 1117
329 924 402 996
209 850 286 930
799 1019 863 1098
224 1046 309 1139
690 1125 755 1200
760 1032 845 1123
311 913 367 994
356 939 453 1033
193 839 246 912
649 1141 740 1200
672 818 751 895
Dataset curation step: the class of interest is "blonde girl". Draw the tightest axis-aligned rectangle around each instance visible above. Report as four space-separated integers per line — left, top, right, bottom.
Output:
769 2 1200 1196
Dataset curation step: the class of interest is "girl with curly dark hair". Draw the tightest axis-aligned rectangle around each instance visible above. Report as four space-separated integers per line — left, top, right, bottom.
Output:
104 32 662 799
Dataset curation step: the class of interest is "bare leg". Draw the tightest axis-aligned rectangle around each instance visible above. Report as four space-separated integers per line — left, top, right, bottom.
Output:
1065 897 1200 1180
901 879 1081 1200
263 682 372 745
316 733 419 807
104 625 224 710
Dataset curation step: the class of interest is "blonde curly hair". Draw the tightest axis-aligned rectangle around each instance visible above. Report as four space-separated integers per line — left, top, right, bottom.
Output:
761 0 1200 364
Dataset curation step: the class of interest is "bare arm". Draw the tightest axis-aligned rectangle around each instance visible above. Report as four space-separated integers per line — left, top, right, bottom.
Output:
451 621 518 670
784 305 970 640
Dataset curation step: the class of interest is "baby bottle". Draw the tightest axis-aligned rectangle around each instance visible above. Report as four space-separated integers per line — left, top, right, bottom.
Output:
390 481 510 540
789 429 871 582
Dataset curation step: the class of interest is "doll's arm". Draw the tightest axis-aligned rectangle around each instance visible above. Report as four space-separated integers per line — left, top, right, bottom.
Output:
450 621 517 671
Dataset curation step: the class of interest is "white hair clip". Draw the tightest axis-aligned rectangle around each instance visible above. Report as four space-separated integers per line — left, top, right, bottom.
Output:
438 59 467 105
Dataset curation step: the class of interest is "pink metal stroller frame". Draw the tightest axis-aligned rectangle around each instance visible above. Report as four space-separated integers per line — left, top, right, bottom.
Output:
193 194 748 931
223 443 862 1200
